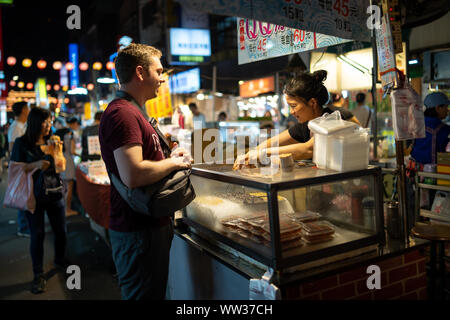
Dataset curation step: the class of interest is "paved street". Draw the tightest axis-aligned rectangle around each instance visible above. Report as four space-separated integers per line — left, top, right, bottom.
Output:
0 169 121 300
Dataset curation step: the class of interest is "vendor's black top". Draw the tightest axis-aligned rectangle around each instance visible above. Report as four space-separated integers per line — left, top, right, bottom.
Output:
288 105 354 143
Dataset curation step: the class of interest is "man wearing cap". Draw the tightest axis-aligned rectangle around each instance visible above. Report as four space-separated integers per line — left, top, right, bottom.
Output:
411 92 450 165
406 92 450 229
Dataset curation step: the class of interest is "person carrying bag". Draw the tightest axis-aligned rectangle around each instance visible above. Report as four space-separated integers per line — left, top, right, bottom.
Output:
10 107 68 295
109 109 195 218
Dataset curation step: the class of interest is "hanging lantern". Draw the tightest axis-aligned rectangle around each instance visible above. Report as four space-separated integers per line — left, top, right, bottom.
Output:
79 62 89 71
37 60 47 69
46 84 51 91
53 84 60 91
18 81 25 88
62 85 68 92
64 98 70 104
26 83 33 90
53 61 62 70
87 83 94 91
22 59 32 68
65 62 74 71
106 61 115 70
92 62 102 70
7 56 17 66
9 80 16 87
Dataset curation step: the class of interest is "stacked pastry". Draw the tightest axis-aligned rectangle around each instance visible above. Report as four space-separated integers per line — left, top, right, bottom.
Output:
300 221 336 244
221 213 303 250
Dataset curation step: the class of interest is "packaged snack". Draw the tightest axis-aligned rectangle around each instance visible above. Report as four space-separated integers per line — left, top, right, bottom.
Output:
301 221 335 236
262 218 301 234
302 234 335 244
288 211 322 223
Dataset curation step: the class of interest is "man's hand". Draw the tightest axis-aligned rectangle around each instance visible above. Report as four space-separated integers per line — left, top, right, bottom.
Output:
38 160 51 171
170 156 192 170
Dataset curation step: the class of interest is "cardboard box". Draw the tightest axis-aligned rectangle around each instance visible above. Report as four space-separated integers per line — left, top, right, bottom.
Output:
437 152 450 166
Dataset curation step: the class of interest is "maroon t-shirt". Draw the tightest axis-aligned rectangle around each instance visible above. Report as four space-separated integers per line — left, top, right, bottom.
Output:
99 98 166 232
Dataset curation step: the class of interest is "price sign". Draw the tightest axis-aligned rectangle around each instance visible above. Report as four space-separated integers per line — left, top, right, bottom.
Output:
375 15 397 88
178 0 370 41
238 18 349 64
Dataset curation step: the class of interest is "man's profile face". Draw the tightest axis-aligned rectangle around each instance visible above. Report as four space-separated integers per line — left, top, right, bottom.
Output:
143 56 165 100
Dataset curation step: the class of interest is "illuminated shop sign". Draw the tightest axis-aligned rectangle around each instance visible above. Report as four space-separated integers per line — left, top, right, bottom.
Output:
239 76 274 98
169 68 200 94
169 28 211 65
69 43 79 88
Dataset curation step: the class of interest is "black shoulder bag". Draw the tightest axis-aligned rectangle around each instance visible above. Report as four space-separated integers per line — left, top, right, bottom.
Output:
33 154 65 203
109 91 196 217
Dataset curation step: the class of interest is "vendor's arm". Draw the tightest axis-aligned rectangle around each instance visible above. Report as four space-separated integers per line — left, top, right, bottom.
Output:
114 144 190 189
265 137 314 160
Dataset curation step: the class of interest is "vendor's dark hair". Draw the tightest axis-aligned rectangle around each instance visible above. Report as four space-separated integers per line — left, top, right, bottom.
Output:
25 107 51 145
284 70 329 106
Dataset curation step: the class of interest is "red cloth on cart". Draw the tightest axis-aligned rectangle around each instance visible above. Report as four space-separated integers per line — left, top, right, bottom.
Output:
75 167 110 229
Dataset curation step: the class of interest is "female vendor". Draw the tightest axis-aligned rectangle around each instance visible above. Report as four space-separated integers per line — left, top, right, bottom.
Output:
233 70 360 169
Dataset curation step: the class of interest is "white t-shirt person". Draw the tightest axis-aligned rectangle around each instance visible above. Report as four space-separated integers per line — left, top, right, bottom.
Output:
8 120 26 151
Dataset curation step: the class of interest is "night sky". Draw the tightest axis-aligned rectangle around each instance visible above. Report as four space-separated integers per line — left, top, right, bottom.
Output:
1 0 94 85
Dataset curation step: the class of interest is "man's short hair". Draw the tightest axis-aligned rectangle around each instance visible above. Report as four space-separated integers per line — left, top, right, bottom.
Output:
12 101 28 117
94 111 103 121
189 103 197 110
356 93 366 104
114 43 162 85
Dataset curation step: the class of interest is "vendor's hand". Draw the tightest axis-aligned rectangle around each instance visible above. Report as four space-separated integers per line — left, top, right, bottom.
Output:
38 160 51 171
233 149 261 170
170 156 192 170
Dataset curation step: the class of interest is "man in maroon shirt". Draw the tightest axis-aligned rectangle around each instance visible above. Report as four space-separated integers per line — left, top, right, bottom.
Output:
99 43 191 299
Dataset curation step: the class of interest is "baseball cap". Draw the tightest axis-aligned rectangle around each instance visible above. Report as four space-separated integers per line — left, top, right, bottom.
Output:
424 92 450 108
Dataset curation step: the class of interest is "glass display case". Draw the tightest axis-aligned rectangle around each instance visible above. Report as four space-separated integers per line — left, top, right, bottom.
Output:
183 163 385 273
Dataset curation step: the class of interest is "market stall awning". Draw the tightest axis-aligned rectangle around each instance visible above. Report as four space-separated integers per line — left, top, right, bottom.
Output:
177 0 371 41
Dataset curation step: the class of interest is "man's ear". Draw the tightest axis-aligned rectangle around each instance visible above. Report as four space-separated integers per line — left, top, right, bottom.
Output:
136 66 145 81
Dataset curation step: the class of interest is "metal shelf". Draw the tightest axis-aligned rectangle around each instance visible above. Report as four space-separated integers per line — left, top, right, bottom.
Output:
418 172 450 180
417 183 450 192
419 209 450 223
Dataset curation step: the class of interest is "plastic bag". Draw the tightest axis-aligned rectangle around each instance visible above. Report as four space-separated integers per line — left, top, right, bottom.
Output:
43 135 66 173
3 161 38 213
249 269 281 300
308 111 358 135
390 83 425 140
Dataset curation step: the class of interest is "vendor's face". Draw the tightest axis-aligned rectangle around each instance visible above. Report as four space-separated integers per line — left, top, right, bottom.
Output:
286 95 321 123
436 104 449 120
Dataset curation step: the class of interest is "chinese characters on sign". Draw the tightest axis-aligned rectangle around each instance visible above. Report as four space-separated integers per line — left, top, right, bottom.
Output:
238 18 350 64
179 0 370 41
375 15 397 89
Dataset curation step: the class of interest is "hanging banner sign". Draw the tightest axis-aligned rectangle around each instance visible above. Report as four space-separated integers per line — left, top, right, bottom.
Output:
238 18 350 64
375 15 397 89
145 74 173 119
177 0 370 41
69 43 79 89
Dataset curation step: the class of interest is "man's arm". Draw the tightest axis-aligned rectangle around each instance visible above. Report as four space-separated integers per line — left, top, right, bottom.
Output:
114 144 190 189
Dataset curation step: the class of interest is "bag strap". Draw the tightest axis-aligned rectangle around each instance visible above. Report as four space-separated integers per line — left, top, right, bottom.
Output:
115 90 171 157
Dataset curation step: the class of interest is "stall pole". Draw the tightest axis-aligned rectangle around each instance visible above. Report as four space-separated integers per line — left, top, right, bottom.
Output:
212 64 217 121
395 139 409 244
370 0 378 160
